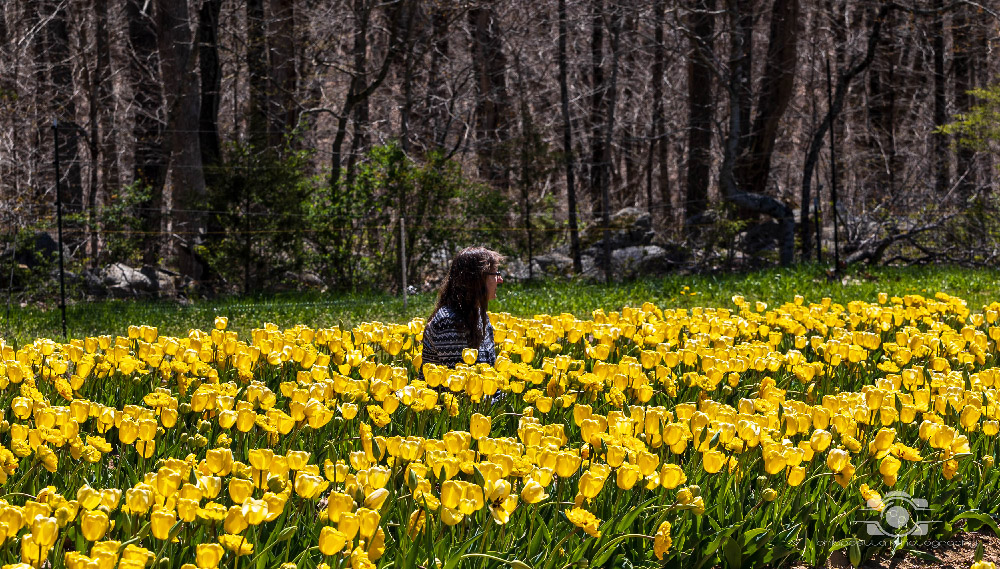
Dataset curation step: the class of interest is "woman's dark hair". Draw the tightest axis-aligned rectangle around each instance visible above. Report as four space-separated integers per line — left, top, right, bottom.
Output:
430 247 505 348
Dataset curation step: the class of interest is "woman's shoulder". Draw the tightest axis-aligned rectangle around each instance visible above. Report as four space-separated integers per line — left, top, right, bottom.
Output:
427 306 460 331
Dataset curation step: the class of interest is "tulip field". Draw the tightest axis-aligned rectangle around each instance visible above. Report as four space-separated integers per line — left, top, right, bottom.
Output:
1 291 1000 569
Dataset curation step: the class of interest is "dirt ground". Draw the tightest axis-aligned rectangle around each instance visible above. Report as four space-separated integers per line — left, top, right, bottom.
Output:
789 530 1000 568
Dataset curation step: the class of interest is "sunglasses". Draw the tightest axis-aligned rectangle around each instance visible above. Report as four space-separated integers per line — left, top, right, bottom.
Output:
485 272 503 277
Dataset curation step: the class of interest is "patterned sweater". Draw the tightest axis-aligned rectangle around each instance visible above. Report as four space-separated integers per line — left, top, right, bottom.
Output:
420 305 496 376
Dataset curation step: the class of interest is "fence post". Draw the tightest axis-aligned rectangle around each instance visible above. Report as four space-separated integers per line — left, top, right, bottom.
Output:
52 119 68 339
400 216 407 310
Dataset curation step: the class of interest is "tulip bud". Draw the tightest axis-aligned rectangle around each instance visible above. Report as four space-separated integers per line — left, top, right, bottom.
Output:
762 488 777 502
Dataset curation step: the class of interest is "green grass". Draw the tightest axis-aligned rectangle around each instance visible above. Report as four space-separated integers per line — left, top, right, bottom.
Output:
2 264 997 345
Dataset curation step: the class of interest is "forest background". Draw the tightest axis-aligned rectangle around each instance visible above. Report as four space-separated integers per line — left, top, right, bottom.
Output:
1 0 999 302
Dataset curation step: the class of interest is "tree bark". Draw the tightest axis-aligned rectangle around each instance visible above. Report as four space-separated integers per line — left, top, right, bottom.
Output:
268 0 297 147
735 0 799 197
648 0 669 223
588 0 605 217
558 0 583 274
198 0 222 171
45 0 83 210
720 0 795 266
685 0 715 225
729 0 754 176
953 3 976 198
468 5 509 189
427 6 451 150
932 0 949 195
600 2 623 282
247 0 268 149
127 0 166 265
345 0 371 188
90 0 116 264
156 0 207 280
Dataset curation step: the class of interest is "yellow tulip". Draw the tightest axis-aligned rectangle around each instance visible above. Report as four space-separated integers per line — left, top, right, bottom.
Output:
440 507 464 526
77 485 102 511
241 498 268 525
462 348 478 365
338 512 360 541
826 449 850 473
702 450 725 474
362 488 388 511
520 481 549 504
786 466 806 487
615 464 642 490
32 516 59 547
318 526 347 556
554 452 582 478
356 507 380 539
810 429 832 452
196 543 225 569
578 471 606 498
653 521 672 560
294 473 328 499
79 510 109 541
659 464 687 489
150 508 176 540
224 506 248 535
470 413 492 440
228 479 253 504
326 492 355 524
125 486 153 515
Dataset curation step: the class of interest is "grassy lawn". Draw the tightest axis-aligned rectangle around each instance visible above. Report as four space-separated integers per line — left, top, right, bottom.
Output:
2 264 997 344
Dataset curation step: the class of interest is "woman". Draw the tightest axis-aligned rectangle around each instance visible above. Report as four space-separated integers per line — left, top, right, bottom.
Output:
420 247 504 375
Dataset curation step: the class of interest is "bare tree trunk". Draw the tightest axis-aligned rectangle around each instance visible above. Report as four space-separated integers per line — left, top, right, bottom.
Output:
45 0 83 210
156 0 207 280
427 6 451 150
866 7 897 198
90 0 115 265
953 4 975 198
600 2 623 282
268 0 297 147
735 0 799 197
468 6 509 189
558 0 582 273
345 0 371 188
729 0 754 176
648 0 668 223
685 0 715 225
588 0 605 217
127 0 165 264
931 0 948 195
198 0 222 170
247 0 268 149
720 0 795 266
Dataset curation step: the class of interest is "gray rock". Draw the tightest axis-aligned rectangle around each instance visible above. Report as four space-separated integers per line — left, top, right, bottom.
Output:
503 259 531 281
582 207 656 256
141 265 178 297
101 263 153 297
281 270 327 290
611 245 676 278
532 252 574 276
